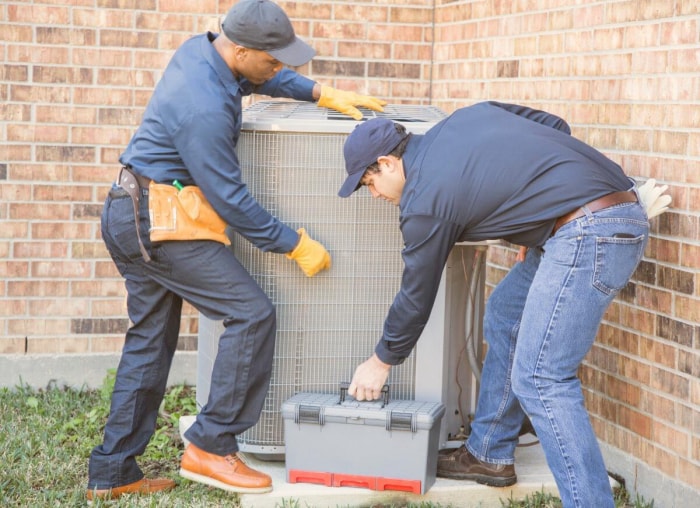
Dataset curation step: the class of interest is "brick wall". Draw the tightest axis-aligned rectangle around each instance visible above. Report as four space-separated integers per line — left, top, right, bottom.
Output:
1 0 229 354
1 0 698 501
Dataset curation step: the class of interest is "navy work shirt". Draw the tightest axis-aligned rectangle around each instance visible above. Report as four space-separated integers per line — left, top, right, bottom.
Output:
376 101 632 365
120 32 316 253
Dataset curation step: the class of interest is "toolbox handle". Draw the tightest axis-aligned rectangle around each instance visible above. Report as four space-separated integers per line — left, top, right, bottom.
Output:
339 382 390 408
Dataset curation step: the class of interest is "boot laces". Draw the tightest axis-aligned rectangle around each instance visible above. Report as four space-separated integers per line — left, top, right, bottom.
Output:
224 453 248 467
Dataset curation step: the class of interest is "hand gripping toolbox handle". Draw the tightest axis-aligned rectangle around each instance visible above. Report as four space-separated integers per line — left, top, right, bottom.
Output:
339 381 390 407
293 382 387 426
338 382 417 431
291 383 417 432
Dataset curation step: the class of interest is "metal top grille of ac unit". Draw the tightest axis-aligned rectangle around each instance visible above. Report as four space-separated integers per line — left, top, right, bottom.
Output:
242 100 448 132
197 101 448 454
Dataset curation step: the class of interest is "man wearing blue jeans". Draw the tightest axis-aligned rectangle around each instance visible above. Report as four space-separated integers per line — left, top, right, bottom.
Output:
338 102 651 507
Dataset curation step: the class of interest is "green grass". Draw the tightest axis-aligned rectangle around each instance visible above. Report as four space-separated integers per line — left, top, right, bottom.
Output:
0 371 235 507
0 373 654 507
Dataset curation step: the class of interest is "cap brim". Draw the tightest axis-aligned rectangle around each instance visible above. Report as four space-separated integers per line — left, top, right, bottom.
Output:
338 170 365 198
268 37 316 67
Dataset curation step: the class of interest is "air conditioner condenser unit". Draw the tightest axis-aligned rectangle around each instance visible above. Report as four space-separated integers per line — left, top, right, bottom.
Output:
195 101 487 457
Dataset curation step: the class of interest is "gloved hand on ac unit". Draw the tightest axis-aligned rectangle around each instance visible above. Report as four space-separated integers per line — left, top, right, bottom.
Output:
286 228 331 277
317 85 387 120
637 178 672 219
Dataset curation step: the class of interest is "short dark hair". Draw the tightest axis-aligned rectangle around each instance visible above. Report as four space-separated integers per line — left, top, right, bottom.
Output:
365 123 411 175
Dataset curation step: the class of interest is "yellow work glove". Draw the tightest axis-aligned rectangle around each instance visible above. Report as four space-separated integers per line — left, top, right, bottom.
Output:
317 85 387 120
637 178 672 219
285 228 331 277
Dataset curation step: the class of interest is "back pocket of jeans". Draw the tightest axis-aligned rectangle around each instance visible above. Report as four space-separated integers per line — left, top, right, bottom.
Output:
593 234 645 295
106 198 143 261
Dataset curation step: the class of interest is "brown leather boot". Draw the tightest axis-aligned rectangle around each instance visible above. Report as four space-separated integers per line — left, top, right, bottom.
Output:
180 443 272 493
86 477 175 502
437 445 517 487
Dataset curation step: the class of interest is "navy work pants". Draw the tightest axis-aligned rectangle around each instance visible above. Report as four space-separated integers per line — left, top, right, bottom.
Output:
88 184 276 489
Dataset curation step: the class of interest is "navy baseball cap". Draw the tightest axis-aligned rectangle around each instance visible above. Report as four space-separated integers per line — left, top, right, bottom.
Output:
339 118 406 198
222 0 315 67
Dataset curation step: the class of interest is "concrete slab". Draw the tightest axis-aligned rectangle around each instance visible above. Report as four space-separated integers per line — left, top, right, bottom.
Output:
179 415 617 507
0 351 197 390
237 435 557 508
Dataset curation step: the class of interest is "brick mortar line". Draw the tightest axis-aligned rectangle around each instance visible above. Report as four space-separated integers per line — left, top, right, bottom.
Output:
433 16 698 27
587 386 697 435
5 57 695 67
4 18 695 31
595 416 699 461
602 154 699 164
0 96 700 106
584 376 697 419
429 48 700 56
596 419 698 464
576 129 700 139
479 54 679 64
595 324 699 354
427 94 700 103
426 76 700 82
627 233 697 246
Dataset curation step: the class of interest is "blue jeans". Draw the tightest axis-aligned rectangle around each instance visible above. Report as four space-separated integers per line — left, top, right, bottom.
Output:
88 184 276 489
467 199 648 507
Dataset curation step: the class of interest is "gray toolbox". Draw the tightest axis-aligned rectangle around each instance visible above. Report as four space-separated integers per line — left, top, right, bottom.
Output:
281 385 446 494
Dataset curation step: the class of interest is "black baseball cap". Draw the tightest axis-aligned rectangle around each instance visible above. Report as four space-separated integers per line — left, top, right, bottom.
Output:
221 0 315 67
339 118 407 198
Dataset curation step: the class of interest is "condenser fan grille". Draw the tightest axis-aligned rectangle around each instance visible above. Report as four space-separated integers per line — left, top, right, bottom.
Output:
196 101 447 454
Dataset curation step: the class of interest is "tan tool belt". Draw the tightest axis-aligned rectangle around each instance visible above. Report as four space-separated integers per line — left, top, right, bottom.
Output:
148 182 230 245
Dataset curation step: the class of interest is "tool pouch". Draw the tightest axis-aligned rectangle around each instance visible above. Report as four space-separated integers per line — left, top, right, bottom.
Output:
148 182 230 245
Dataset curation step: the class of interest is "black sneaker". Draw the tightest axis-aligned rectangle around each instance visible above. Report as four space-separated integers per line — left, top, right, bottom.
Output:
437 445 517 487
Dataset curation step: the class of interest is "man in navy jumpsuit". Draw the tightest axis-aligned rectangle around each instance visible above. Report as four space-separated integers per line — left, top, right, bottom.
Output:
339 101 649 508
87 0 385 501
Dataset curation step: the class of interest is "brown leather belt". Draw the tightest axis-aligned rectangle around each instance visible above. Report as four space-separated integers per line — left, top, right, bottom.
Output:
119 165 151 189
551 190 638 236
116 166 153 262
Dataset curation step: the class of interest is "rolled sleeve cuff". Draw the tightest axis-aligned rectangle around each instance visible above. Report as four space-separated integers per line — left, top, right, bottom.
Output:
278 224 301 254
296 77 315 102
374 340 406 366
